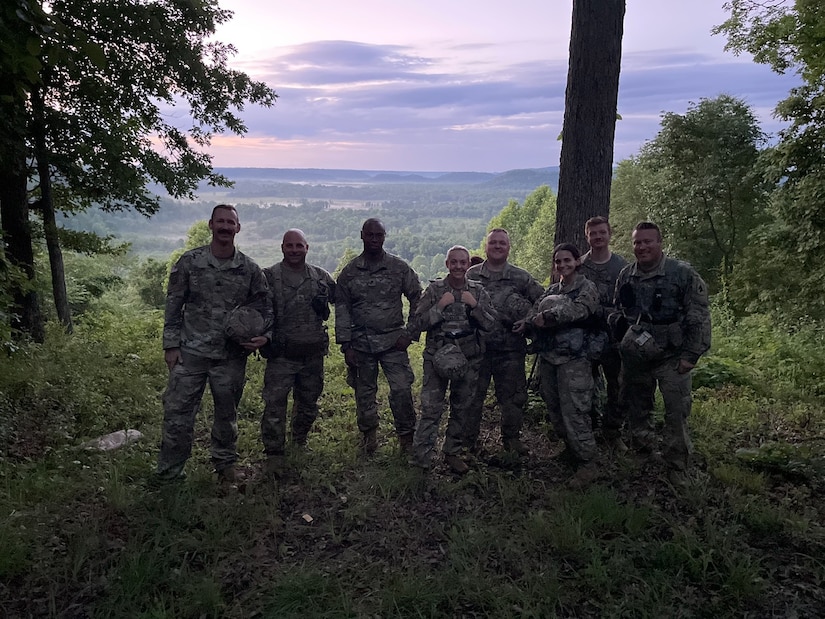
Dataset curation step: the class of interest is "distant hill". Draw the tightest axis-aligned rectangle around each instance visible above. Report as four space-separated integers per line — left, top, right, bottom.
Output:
212 166 559 191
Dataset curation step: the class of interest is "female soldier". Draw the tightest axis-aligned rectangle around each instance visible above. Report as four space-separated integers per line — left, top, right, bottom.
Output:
528 243 601 487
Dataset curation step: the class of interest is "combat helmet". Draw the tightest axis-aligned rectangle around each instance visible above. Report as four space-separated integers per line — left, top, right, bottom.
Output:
224 306 266 343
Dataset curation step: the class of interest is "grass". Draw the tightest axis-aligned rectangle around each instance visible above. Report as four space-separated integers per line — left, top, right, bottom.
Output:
1 306 824 617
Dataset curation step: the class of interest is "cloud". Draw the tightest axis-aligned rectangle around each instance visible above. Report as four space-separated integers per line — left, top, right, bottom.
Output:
205 40 800 171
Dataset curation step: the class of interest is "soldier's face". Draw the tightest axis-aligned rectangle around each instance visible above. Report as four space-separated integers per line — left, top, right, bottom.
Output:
485 231 510 264
553 250 579 280
585 223 611 250
282 231 308 267
632 228 663 268
446 249 470 281
209 208 240 244
361 221 386 254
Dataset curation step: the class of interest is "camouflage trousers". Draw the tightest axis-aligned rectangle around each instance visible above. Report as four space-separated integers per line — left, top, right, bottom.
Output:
538 356 596 462
412 355 482 467
156 352 247 479
621 355 693 471
465 349 529 448
261 354 325 456
594 346 625 436
350 348 416 437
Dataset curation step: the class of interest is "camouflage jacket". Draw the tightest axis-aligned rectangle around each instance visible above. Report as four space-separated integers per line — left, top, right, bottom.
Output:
163 246 272 359
335 251 422 354
264 262 336 356
580 251 628 320
466 261 544 352
410 277 497 359
529 275 600 365
612 256 711 365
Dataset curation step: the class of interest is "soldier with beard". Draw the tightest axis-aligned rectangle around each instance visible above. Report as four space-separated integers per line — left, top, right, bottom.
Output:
157 204 272 485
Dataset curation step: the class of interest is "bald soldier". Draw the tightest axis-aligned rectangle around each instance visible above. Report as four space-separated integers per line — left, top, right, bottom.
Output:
260 229 335 476
335 218 422 455
466 228 544 455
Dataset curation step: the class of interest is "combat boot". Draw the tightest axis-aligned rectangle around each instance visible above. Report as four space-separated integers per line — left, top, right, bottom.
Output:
567 462 598 489
217 465 245 485
362 428 378 455
605 435 628 455
263 455 286 478
398 433 414 455
503 437 529 456
667 468 690 490
444 453 469 475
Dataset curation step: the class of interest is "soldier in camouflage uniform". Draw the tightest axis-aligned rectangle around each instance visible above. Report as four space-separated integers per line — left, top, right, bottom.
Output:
579 216 628 449
466 228 544 455
157 204 272 483
335 218 422 455
260 229 335 476
410 246 496 474
526 243 601 487
610 222 711 487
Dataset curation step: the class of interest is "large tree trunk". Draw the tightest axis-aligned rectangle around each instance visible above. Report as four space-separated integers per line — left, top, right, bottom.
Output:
0 161 45 343
555 0 625 252
33 87 73 333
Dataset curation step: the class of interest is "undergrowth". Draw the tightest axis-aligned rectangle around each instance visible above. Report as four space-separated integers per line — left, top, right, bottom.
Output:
1 305 823 617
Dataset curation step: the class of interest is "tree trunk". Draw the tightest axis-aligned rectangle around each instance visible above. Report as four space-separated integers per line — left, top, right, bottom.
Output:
33 87 73 333
555 0 626 252
0 161 45 343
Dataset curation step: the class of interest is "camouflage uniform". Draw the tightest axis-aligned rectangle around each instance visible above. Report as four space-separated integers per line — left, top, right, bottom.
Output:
260 262 335 455
409 278 496 467
612 256 711 471
580 251 628 434
530 276 601 463
158 246 271 479
335 252 422 438
465 262 544 448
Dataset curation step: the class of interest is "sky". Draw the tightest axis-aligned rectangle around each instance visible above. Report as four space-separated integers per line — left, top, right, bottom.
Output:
202 0 801 173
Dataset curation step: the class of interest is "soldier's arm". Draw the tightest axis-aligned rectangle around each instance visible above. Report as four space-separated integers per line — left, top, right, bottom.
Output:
680 270 711 364
334 273 353 346
323 271 337 306
162 254 190 351
402 264 423 338
408 283 442 340
470 288 497 332
556 282 600 325
525 275 546 304
249 264 274 342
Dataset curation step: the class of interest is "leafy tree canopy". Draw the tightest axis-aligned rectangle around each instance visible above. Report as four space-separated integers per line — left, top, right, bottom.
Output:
715 0 825 318
31 0 277 216
610 95 769 288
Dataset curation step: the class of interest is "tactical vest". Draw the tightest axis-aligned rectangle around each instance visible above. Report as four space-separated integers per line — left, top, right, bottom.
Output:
266 263 331 358
428 283 484 359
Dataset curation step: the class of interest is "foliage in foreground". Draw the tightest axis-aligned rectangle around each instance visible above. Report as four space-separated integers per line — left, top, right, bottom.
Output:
0 304 823 617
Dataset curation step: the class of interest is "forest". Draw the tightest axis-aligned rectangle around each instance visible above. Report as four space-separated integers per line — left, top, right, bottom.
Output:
1 0 825 617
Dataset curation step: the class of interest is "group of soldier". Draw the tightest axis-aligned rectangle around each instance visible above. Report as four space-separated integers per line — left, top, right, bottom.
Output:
156 203 711 489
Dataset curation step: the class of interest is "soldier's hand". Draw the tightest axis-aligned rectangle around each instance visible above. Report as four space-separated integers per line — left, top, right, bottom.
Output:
240 336 268 352
677 359 695 374
344 347 358 368
164 348 182 371
460 291 477 308
512 319 527 334
437 292 454 310
535 310 556 329
394 335 412 351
